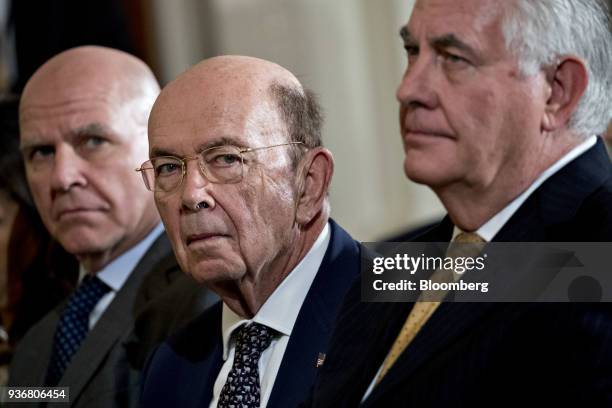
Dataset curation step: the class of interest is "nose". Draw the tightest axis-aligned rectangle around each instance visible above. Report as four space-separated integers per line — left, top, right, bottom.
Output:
180 159 216 212
396 53 439 111
50 145 87 193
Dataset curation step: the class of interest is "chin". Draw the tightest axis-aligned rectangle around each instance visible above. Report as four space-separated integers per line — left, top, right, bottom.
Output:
61 242 109 258
187 257 245 285
404 158 456 189
57 228 118 258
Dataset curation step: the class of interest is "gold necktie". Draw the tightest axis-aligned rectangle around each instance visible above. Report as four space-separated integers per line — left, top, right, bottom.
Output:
375 232 486 384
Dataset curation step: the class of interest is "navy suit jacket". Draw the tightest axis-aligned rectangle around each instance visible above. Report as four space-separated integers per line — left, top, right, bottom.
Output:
141 220 362 408
308 139 612 407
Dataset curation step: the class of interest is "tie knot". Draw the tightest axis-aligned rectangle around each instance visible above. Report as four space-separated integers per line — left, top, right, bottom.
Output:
453 232 485 244
67 275 112 317
234 322 275 362
447 232 486 259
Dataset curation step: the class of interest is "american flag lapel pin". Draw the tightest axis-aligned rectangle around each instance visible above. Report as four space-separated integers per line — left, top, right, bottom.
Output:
316 352 326 368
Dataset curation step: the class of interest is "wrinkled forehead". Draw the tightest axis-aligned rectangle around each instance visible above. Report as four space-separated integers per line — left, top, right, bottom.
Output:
408 0 508 37
149 80 286 155
405 0 511 62
20 83 132 141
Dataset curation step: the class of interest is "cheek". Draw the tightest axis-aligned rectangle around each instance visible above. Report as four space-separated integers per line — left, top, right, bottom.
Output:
102 163 152 218
27 175 53 218
449 86 502 156
156 197 190 265
233 177 294 255
154 196 176 232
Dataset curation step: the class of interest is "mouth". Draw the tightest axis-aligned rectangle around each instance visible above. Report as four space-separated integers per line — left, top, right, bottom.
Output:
403 129 455 145
56 208 101 221
186 233 229 245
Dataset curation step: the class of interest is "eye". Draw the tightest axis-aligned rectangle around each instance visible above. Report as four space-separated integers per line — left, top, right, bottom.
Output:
209 153 241 167
440 51 469 66
154 159 182 176
83 136 108 149
28 145 55 161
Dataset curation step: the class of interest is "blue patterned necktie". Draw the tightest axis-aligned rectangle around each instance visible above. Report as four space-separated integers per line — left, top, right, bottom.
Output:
46 275 111 386
218 322 276 408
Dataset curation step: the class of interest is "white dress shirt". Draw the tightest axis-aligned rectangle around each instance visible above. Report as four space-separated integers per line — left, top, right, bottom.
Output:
209 223 331 408
363 136 597 402
78 223 165 329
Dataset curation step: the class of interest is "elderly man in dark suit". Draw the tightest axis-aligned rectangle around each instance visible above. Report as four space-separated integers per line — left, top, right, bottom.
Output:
140 56 361 408
8 46 214 407
308 0 612 406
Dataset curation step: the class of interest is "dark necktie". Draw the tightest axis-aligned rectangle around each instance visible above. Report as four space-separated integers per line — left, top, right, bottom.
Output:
218 322 276 408
46 275 111 386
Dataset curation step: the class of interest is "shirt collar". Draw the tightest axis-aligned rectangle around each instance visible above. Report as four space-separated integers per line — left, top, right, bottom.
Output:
452 136 597 241
221 222 331 360
79 223 165 291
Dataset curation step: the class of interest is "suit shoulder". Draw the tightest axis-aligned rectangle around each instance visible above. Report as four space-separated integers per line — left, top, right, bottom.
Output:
163 301 223 361
575 175 612 239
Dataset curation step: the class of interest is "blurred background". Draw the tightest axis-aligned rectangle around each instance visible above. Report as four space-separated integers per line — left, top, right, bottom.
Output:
2 0 610 241
0 0 446 241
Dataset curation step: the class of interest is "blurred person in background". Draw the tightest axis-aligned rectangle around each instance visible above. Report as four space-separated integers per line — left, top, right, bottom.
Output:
8 46 214 407
0 95 78 384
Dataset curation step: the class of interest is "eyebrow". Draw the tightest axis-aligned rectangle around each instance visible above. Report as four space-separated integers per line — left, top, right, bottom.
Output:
399 27 479 60
70 122 112 138
20 122 112 152
149 136 248 158
431 34 478 59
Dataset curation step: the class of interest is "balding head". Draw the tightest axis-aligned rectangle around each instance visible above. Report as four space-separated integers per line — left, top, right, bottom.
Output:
147 55 332 316
22 46 159 130
153 55 301 114
19 46 161 273
151 56 322 166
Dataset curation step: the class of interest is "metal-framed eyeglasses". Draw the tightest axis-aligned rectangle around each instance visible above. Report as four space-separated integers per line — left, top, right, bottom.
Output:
136 142 304 193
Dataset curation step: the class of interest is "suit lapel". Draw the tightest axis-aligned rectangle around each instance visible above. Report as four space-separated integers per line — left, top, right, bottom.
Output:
365 302 497 406
313 219 452 406
266 220 361 407
165 302 224 408
11 309 61 386
58 233 172 400
363 219 469 405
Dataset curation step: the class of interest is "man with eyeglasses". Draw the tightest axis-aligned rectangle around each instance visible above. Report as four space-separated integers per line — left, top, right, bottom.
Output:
140 55 361 408
9 46 215 407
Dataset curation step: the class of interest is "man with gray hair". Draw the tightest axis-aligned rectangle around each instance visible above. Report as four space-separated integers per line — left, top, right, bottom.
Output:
308 0 612 406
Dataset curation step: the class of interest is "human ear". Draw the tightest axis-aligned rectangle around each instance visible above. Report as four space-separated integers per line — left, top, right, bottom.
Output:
542 57 588 132
294 147 334 226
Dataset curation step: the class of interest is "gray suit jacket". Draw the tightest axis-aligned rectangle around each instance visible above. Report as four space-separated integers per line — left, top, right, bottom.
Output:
8 233 215 407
